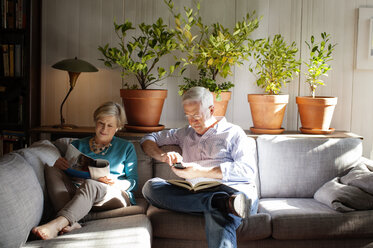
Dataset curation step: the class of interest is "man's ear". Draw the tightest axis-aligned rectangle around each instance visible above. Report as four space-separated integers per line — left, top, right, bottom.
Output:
209 105 215 116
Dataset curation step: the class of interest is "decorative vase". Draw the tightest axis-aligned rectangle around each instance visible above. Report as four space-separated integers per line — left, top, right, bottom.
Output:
120 89 167 132
247 94 289 134
296 96 337 134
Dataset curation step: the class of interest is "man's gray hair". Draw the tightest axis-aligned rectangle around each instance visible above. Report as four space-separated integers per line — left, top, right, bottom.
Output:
182 87 214 113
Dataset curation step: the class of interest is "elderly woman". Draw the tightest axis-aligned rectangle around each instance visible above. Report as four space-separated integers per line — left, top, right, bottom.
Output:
32 102 138 240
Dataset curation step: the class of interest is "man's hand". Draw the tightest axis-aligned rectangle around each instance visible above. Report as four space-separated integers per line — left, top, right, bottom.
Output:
53 157 70 170
161 152 183 166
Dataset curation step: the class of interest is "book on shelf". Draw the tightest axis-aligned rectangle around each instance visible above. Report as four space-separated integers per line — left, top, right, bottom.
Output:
2 44 9 77
6 0 14 29
14 44 21 76
1 43 22 77
1 0 25 29
64 143 110 180
167 178 222 192
8 44 14 77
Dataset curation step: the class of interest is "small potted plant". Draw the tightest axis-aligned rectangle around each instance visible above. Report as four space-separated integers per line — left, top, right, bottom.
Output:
98 18 180 132
296 32 337 134
248 34 300 134
165 0 260 116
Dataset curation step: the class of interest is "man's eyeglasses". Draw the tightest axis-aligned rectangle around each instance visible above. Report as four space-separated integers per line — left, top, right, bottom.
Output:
185 114 203 120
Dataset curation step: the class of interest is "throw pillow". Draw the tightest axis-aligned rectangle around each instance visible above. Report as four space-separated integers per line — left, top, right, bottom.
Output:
314 177 373 212
340 163 373 195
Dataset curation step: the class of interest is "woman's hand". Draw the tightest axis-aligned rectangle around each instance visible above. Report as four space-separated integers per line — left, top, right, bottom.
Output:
97 176 114 185
53 157 70 170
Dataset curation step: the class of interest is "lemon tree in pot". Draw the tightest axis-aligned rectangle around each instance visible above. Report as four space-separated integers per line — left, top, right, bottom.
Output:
296 32 337 134
248 34 300 134
98 18 180 132
165 0 260 116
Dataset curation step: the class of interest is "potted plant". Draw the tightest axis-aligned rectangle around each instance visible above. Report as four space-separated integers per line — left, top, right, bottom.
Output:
248 34 300 134
296 32 337 134
165 0 260 116
98 18 180 132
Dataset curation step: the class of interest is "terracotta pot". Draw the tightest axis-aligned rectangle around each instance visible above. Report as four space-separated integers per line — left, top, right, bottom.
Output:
296 96 337 133
120 89 167 130
212 91 231 117
247 94 289 134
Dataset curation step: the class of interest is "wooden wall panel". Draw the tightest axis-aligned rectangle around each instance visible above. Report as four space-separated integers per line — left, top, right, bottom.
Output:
41 0 373 157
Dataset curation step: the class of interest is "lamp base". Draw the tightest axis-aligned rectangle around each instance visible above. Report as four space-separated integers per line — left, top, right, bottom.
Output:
52 123 78 129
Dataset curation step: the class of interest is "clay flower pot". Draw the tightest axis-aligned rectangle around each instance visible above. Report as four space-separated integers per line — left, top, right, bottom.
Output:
212 91 231 117
247 94 289 134
296 96 337 134
120 89 167 132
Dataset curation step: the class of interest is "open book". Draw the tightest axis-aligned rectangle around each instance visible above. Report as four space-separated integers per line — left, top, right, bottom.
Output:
167 179 222 192
64 144 110 180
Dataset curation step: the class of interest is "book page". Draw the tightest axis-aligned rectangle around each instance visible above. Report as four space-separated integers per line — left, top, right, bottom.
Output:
167 179 221 192
64 144 93 178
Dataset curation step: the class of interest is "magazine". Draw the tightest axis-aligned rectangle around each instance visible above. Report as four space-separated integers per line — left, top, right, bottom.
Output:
167 178 222 192
64 144 110 180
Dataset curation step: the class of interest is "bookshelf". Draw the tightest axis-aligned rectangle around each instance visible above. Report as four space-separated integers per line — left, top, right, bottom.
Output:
0 0 41 155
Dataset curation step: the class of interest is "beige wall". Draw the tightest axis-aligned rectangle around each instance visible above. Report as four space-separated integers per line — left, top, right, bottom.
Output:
41 0 373 157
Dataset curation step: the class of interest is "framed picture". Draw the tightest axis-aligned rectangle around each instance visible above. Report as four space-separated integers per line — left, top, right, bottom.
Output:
356 8 373 69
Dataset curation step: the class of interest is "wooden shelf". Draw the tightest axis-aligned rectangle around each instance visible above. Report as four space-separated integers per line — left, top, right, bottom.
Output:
30 126 363 143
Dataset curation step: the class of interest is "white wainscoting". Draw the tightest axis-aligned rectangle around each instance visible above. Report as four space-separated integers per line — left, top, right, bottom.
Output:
41 0 373 157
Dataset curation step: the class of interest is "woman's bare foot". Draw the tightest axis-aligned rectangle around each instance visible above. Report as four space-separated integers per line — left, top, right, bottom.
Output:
60 222 82 234
32 216 69 240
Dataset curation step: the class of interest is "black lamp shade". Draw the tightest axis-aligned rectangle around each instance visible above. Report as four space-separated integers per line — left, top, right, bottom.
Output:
52 57 98 73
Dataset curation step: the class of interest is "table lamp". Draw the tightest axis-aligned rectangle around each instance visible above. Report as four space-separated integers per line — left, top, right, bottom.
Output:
52 57 98 129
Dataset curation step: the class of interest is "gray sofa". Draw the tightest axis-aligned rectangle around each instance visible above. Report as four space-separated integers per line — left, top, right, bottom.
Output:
1 135 373 248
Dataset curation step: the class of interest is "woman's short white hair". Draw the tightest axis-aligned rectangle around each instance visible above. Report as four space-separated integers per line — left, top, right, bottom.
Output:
93 102 126 129
182 87 213 113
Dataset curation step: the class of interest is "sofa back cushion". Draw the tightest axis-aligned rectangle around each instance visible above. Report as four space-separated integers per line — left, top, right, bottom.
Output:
0 153 44 248
257 136 362 198
132 141 153 198
16 140 60 195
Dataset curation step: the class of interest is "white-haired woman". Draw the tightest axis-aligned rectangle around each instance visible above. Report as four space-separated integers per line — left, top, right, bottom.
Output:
33 102 138 240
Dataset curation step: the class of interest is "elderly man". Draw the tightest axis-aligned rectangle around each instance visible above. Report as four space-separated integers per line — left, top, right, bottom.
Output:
141 87 258 248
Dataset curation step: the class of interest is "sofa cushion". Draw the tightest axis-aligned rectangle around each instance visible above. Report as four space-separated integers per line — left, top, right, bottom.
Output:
0 153 44 248
24 214 152 248
147 205 271 241
132 141 153 198
16 139 60 194
83 197 148 222
257 136 362 198
259 198 373 240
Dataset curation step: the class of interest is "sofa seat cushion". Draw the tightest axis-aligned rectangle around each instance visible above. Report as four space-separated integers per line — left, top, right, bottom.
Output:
147 205 271 241
257 136 362 198
83 197 149 222
259 198 373 240
24 214 152 248
0 153 44 248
